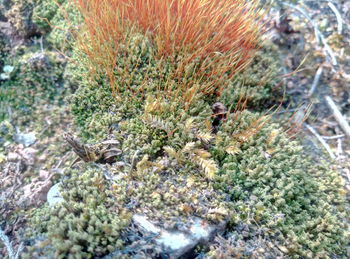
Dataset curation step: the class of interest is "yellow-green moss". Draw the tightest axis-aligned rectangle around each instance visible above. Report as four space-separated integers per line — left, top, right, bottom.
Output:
24 165 131 258
46 1 82 51
69 34 281 141
66 33 349 257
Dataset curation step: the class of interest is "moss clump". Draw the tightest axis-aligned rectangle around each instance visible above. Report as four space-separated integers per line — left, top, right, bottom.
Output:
70 33 278 141
26 2 348 257
220 41 282 109
24 165 131 258
32 0 65 32
69 79 349 257
59 104 350 257
0 33 9 71
110 156 229 228
65 28 349 257
211 111 349 257
0 120 15 151
0 49 66 123
46 1 82 51
3 0 38 38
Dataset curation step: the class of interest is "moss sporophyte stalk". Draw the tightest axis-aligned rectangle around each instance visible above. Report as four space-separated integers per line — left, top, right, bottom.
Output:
20 0 350 258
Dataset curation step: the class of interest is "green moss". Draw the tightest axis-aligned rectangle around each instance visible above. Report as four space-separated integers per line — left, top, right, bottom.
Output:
111 158 229 228
0 48 67 124
212 112 349 257
24 165 131 258
57 102 350 257
32 0 65 32
0 120 15 152
46 1 82 51
69 33 160 139
69 33 281 141
220 41 282 109
67 71 348 258
0 33 9 71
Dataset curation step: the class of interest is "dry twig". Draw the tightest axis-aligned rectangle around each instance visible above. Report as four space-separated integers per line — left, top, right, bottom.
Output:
325 96 350 140
327 2 343 35
0 227 23 259
321 134 345 140
308 65 323 97
305 123 336 159
336 138 343 157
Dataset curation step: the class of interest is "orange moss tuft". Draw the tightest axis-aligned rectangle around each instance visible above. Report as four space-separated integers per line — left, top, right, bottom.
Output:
74 0 264 98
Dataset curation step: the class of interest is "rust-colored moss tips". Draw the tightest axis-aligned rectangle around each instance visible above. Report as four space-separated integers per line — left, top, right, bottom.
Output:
74 0 264 97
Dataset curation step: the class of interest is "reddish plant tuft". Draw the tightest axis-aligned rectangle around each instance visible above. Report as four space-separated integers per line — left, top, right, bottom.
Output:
74 0 264 97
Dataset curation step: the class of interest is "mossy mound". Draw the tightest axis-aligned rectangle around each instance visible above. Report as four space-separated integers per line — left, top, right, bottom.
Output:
0 0 76 126
45 1 82 51
220 42 283 109
20 4 349 258
111 157 229 227
70 33 281 141
50 32 349 257
26 109 350 257
24 165 131 258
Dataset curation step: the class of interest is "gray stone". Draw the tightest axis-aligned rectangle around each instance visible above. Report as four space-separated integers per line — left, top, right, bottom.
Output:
14 132 36 147
47 183 64 207
133 214 226 258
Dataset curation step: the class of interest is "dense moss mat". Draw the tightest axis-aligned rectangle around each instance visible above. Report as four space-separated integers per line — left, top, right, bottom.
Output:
25 109 350 257
220 42 283 110
0 33 8 71
24 165 131 258
215 117 349 257
32 0 66 32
